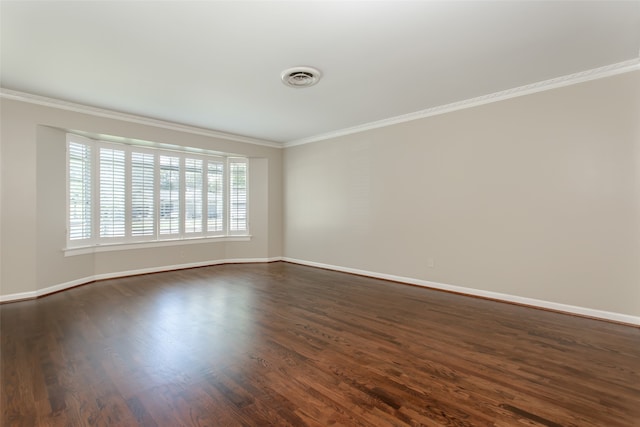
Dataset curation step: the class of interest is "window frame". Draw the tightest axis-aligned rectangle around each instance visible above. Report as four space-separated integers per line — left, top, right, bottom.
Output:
65 133 250 254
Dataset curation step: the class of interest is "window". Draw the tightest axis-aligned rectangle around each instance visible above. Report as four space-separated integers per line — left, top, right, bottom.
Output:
229 161 248 232
159 155 180 236
207 162 224 232
131 152 155 237
67 134 248 248
68 142 92 240
99 147 126 238
184 158 203 234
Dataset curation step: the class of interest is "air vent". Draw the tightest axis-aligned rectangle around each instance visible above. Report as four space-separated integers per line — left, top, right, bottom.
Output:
281 66 322 88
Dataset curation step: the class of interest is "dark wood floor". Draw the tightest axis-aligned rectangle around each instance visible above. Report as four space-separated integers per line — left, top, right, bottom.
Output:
1 262 639 427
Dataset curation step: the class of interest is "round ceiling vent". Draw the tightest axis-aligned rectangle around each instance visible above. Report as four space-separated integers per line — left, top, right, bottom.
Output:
281 66 322 88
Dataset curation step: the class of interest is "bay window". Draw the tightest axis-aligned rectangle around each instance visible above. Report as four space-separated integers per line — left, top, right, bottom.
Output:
67 134 248 249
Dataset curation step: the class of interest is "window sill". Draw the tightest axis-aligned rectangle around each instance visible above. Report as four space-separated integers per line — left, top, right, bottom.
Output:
64 235 252 257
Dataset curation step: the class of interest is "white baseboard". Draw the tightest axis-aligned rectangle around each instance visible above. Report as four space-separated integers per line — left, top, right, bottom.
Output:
3 256 638 326
0 257 281 303
281 257 640 326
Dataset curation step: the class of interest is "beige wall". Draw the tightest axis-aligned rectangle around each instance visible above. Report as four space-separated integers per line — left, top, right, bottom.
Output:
284 72 640 317
2 71 639 319
1 99 283 297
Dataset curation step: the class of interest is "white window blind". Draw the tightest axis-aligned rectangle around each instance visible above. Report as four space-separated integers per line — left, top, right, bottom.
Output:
207 161 224 233
159 155 180 236
184 158 203 234
68 141 92 241
99 147 126 238
131 151 155 237
67 134 248 248
229 159 248 232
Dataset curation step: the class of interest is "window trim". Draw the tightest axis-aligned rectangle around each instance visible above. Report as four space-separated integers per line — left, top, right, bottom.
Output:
66 133 250 252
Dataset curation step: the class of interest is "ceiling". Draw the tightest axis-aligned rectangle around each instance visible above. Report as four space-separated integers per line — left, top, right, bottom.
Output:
2 1 639 145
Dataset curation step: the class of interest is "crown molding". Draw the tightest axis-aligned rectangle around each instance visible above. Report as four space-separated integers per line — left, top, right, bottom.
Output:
0 89 283 149
3 58 638 149
284 58 640 147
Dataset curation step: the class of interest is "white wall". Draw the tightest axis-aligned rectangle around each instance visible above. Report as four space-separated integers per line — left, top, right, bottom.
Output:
284 72 640 319
1 99 283 298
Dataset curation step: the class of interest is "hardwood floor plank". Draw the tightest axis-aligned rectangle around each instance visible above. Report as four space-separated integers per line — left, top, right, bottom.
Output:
2 262 639 426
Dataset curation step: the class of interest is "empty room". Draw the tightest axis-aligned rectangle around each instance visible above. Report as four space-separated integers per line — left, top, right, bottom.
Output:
1 1 639 426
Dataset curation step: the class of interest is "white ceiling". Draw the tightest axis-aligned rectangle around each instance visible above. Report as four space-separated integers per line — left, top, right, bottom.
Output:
2 1 639 145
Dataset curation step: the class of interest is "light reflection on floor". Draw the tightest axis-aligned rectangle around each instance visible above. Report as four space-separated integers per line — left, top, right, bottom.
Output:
139 279 258 384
